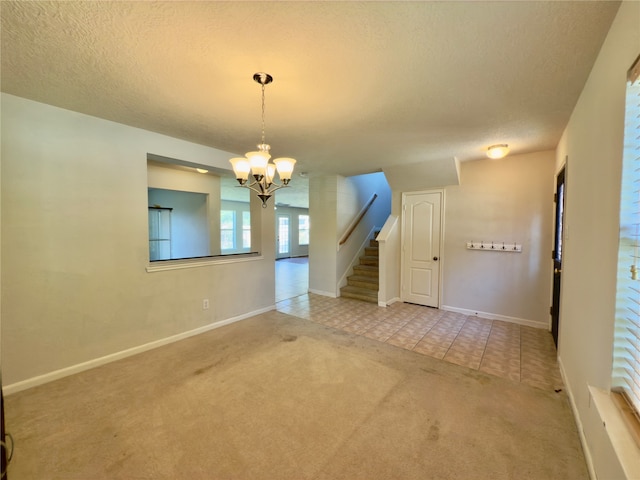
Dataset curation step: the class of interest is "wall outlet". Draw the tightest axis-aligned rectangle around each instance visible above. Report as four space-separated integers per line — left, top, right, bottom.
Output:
203 299 209 310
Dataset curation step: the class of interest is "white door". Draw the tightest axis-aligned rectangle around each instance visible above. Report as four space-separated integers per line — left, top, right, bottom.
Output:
276 214 291 259
401 191 442 307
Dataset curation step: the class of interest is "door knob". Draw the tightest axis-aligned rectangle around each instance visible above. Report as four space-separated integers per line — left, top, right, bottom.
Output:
433 256 439 261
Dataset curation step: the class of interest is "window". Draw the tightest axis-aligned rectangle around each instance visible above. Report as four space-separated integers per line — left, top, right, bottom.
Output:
242 211 251 249
220 200 251 254
220 210 236 250
613 54 640 419
299 214 310 245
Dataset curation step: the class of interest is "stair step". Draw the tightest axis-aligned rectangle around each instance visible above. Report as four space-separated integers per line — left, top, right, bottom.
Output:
364 246 379 257
347 275 379 290
369 239 379 247
340 285 378 303
359 255 379 266
353 264 379 277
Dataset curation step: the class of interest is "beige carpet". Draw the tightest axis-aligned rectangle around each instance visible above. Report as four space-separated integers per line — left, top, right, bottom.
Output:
5 310 588 479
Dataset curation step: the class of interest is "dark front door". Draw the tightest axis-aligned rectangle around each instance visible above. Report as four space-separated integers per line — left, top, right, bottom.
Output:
551 167 566 347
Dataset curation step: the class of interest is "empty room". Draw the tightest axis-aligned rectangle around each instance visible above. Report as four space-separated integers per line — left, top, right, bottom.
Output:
1 1 639 479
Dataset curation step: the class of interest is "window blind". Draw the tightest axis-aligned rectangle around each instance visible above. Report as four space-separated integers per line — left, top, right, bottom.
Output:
613 55 640 416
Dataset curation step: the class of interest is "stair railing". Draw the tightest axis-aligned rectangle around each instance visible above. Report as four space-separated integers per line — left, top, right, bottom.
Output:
338 193 378 249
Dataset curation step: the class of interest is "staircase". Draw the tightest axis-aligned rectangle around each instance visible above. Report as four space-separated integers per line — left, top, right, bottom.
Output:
340 237 379 304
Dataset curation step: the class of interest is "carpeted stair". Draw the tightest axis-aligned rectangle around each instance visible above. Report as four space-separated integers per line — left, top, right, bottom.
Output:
340 237 379 303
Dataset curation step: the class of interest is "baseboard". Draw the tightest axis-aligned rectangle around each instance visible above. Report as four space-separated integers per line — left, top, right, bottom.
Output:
3 305 275 395
440 305 546 329
308 288 337 298
558 357 597 480
379 297 401 307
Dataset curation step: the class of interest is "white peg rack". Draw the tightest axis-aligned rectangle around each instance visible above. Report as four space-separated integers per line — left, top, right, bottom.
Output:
466 241 522 252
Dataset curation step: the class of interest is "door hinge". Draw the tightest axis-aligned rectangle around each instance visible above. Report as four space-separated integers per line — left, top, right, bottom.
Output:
554 193 557 203
550 306 553 315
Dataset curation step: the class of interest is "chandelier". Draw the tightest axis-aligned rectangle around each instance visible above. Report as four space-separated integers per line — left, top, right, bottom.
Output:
229 73 296 207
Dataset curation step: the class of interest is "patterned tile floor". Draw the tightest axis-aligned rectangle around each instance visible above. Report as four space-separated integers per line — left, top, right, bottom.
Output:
276 293 563 391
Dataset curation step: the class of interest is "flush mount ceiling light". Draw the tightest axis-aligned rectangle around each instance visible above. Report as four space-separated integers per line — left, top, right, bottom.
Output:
229 72 296 208
486 144 510 159
196 168 208 174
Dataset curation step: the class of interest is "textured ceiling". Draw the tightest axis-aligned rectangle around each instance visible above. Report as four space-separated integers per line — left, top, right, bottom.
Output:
1 1 620 188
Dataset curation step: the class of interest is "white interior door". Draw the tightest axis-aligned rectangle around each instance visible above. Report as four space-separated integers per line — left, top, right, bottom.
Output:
276 214 291 259
401 191 442 307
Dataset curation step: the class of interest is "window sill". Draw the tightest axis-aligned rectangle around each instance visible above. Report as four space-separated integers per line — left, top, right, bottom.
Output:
146 253 263 272
589 386 640 479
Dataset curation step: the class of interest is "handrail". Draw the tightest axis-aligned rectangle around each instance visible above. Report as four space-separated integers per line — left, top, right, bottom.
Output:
338 193 378 246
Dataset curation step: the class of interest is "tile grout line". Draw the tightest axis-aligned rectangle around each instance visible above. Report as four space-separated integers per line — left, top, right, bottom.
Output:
439 314 469 361
519 324 523 383
407 310 445 352
477 319 494 369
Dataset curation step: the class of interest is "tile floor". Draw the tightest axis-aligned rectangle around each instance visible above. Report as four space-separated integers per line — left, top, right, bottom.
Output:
275 257 309 302
277 293 563 391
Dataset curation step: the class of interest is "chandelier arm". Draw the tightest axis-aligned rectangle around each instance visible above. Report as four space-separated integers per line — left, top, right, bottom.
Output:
242 181 273 196
263 182 287 194
238 181 266 196
238 180 286 196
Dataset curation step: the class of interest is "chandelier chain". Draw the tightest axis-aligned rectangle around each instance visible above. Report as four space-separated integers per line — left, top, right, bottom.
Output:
261 82 266 146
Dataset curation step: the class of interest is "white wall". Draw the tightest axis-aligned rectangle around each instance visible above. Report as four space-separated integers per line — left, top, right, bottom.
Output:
442 152 555 326
1 94 276 388
377 214 401 306
555 1 640 477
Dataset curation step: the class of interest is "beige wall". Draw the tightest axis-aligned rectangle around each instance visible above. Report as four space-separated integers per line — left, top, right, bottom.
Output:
1 94 276 388
309 175 338 296
387 152 554 324
442 152 555 326
555 1 639 477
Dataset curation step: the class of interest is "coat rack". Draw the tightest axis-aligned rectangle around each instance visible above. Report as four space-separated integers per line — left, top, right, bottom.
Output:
466 241 522 252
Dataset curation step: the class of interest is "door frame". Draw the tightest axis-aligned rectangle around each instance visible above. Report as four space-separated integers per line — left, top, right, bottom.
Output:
400 189 445 307
551 163 566 347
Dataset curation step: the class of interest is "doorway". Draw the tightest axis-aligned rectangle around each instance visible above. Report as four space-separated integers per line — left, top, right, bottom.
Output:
551 167 565 347
401 191 443 307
